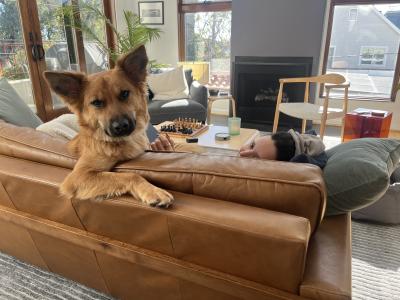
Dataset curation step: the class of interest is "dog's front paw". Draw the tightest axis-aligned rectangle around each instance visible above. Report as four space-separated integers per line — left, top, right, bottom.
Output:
93 194 112 202
137 185 174 208
60 178 78 199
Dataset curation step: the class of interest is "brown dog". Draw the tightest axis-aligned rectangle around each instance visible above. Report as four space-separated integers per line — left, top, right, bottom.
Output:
43 46 173 207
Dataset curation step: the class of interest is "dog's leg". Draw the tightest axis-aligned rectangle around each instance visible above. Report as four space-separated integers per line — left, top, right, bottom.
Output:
61 157 174 207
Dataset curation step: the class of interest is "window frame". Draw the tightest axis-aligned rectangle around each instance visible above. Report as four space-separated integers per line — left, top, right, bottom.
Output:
321 0 400 102
177 0 232 61
328 45 336 68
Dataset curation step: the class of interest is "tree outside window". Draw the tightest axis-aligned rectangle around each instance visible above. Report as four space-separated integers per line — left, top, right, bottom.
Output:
179 1 231 88
184 11 231 87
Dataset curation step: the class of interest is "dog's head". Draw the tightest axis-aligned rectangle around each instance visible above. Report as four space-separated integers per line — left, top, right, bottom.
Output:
44 45 149 141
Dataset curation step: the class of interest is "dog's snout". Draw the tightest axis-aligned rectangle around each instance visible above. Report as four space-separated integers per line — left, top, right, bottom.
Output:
112 118 129 132
109 116 135 137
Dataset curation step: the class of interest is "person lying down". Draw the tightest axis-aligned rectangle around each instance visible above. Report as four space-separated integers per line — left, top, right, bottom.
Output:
151 129 328 169
37 114 327 169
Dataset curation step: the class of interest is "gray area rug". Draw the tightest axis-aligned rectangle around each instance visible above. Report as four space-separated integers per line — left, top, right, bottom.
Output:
352 221 400 300
0 253 113 300
0 221 399 299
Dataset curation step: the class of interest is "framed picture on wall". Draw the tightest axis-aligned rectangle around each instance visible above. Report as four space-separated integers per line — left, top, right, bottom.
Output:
138 1 164 25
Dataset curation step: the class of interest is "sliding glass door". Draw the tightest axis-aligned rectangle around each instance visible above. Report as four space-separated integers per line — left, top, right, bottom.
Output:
0 0 114 121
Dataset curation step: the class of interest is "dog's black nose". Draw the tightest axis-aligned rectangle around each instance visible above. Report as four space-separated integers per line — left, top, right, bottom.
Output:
109 116 135 137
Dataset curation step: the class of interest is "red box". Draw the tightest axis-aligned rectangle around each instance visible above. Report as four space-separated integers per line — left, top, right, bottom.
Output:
343 109 392 141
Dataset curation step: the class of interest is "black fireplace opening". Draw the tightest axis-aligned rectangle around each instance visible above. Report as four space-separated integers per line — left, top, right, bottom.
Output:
232 56 313 132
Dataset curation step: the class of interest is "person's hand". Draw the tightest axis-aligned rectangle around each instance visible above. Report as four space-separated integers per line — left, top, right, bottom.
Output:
150 134 175 151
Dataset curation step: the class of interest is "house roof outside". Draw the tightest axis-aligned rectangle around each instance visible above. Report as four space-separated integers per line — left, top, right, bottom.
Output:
372 6 400 35
385 10 400 30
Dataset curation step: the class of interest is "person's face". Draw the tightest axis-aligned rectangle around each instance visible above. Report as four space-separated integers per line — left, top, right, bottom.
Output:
239 136 277 160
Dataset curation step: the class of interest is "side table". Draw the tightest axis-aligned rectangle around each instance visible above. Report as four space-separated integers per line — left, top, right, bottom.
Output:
207 94 236 125
343 108 392 141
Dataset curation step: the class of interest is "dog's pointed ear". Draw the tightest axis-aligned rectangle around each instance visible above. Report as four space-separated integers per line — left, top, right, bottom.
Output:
116 45 148 83
43 71 86 106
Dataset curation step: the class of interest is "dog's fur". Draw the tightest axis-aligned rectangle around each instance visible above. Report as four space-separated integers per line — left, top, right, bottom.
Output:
43 46 173 207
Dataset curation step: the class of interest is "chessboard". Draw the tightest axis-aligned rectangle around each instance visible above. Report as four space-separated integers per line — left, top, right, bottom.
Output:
156 118 208 137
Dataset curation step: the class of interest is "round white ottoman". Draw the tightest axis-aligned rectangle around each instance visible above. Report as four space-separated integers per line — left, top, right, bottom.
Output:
352 168 400 224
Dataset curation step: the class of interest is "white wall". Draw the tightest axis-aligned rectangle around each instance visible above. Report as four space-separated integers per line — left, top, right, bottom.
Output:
316 0 400 131
114 0 179 66
114 0 400 130
231 0 327 76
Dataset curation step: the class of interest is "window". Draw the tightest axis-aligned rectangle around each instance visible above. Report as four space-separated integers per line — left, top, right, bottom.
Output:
360 46 387 66
178 0 231 88
322 1 400 101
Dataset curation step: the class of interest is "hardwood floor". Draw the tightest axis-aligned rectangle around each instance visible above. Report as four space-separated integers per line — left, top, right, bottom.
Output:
390 131 400 138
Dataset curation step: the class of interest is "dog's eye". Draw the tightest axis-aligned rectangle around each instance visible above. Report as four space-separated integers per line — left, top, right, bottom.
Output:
91 99 105 108
119 90 130 101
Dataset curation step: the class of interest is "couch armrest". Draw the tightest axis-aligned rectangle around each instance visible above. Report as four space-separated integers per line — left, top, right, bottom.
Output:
190 81 208 108
300 214 352 300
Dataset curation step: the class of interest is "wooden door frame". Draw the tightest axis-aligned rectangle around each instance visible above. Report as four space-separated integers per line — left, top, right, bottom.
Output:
104 0 117 69
71 0 88 74
17 0 47 121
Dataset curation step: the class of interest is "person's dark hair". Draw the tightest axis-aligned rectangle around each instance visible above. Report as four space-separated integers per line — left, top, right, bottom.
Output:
271 132 296 161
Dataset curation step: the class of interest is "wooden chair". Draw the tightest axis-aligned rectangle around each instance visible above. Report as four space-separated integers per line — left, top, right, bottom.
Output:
272 74 350 139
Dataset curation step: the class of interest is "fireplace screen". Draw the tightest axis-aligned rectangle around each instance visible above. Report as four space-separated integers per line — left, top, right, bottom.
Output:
233 57 313 131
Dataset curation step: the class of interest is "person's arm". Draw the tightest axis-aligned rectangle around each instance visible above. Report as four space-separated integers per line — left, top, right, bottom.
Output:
290 152 328 169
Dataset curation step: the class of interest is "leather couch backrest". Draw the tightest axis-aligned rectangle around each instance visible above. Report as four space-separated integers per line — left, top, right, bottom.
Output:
0 121 326 232
0 120 74 168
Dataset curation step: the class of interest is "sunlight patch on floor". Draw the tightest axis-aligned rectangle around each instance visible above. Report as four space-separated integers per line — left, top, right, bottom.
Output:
323 135 342 149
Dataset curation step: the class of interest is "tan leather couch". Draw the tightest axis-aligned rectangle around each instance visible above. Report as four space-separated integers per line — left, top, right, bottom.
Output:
0 121 351 300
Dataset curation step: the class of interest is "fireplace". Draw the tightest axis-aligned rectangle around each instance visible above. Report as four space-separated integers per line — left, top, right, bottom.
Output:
232 57 313 132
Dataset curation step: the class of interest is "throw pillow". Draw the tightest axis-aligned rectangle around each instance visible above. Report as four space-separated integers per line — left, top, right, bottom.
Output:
147 66 189 100
0 77 43 128
324 138 400 216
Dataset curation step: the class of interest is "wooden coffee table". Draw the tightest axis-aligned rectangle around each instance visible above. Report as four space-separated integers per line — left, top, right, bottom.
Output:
155 122 259 153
